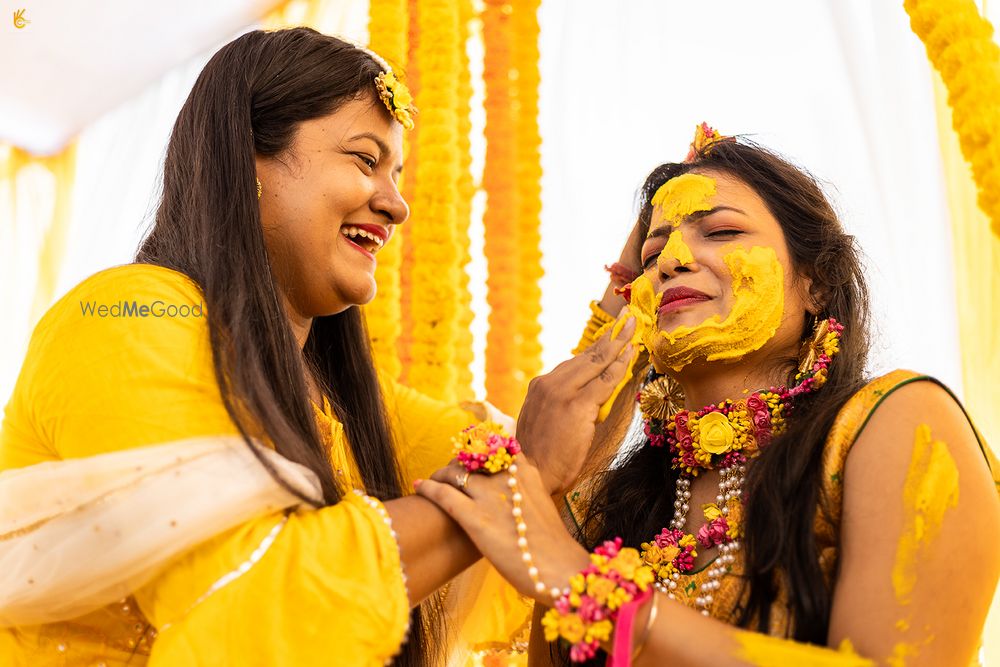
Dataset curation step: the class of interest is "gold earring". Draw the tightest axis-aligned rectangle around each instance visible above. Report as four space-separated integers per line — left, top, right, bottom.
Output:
797 315 828 376
256 177 262 200
639 374 685 422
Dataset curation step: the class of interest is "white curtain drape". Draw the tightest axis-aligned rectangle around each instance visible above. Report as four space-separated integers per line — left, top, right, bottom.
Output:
0 0 966 402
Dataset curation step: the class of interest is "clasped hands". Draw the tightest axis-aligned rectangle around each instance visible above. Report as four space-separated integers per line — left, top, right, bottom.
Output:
415 310 637 602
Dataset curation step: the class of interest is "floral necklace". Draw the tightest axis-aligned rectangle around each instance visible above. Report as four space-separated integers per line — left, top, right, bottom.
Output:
637 318 844 616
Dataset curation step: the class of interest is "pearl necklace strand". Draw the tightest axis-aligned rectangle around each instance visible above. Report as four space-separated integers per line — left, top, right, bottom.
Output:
654 461 747 616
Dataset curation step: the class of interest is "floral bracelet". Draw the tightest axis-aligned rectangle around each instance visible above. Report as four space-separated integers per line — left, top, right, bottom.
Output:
542 538 655 663
453 419 522 474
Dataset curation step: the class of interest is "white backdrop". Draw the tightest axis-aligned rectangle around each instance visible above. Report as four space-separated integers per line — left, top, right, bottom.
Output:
1 0 968 404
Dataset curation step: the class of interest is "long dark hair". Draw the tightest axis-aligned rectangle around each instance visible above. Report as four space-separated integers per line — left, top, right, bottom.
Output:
574 139 871 659
136 28 436 666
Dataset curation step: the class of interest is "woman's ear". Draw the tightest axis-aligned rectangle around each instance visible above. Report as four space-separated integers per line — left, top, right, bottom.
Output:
797 273 825 316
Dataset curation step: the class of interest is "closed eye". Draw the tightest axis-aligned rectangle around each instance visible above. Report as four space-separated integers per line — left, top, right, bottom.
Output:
354 153 377 170
706 229 742 239
641 250 661 270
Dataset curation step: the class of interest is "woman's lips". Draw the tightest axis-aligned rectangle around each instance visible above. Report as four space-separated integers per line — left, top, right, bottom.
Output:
658 287 711 315
342 234 375 261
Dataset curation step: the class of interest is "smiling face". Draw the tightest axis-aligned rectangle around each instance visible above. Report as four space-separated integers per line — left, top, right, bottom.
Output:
255 96 407 320
631 169 815 373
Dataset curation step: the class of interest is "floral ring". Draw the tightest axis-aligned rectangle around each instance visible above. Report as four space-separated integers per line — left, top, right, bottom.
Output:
453 420 522 474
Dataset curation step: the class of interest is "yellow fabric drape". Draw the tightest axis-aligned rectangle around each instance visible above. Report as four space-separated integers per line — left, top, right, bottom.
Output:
931 72 1000 452
931 71 1000 667
0 143 78 361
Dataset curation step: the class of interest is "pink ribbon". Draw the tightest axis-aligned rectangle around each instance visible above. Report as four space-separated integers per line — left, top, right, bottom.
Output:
607 588 652 667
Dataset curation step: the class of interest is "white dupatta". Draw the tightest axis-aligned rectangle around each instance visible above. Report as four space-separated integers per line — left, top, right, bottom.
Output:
0 436 321 627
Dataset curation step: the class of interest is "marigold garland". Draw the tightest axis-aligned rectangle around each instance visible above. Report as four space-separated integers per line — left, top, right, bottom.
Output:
905 0 1000 237
454 0 476 400
512 0 544 404
365 0 409 380
396 0 422 382
483 0 521 414
406 0 463 401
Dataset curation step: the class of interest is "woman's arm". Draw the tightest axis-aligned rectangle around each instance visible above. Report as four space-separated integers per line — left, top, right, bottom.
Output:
386 494 480 605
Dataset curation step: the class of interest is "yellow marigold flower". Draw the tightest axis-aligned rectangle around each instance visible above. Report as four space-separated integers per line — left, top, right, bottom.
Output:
679 533 697 549
569 573 587 594
703 503 723 521
587 575 617 605
608 548 643 579
586 619 614 643
483 449 513 473
699 412 735 454
558 613 586 644
641 544 663 566
633 565 656 589
541 609 561 642
606 587 631 611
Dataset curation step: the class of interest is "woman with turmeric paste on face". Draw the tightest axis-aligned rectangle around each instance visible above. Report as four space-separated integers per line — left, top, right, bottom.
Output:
416 125 1000 666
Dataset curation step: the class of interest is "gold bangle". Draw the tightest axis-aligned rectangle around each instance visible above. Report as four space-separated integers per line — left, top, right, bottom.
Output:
631 591 660 661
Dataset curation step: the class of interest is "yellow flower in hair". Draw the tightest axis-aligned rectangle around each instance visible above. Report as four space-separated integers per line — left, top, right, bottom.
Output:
699 412 735 454
374 71 416 130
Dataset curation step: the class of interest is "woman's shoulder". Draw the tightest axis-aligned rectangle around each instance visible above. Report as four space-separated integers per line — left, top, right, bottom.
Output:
56 263 202 308
33 263 205 339
825 369 939 450
822 369 996 495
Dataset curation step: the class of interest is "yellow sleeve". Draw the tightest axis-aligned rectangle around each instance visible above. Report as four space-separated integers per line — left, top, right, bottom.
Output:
137 492 409 667
381 377 476 486
0 264 412 664
0 264 238 470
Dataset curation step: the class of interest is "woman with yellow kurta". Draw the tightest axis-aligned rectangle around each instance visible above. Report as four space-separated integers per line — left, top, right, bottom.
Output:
0 28 635 666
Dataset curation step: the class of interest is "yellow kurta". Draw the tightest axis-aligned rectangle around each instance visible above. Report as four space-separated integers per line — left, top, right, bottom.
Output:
0 263 493 666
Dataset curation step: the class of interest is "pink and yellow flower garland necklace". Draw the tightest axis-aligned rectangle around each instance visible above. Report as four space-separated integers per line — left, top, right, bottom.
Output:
638 318 843 616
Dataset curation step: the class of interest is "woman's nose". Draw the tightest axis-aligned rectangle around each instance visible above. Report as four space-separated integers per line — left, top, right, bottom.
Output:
656 230 698 279
372 180 409 226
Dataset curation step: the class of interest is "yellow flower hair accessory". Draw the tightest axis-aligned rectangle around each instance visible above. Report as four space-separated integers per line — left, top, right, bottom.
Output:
685 122 730 162
374 71 416 130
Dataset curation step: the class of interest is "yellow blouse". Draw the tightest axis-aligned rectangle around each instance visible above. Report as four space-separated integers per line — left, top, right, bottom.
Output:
567 370 998 642
0 264 508 666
